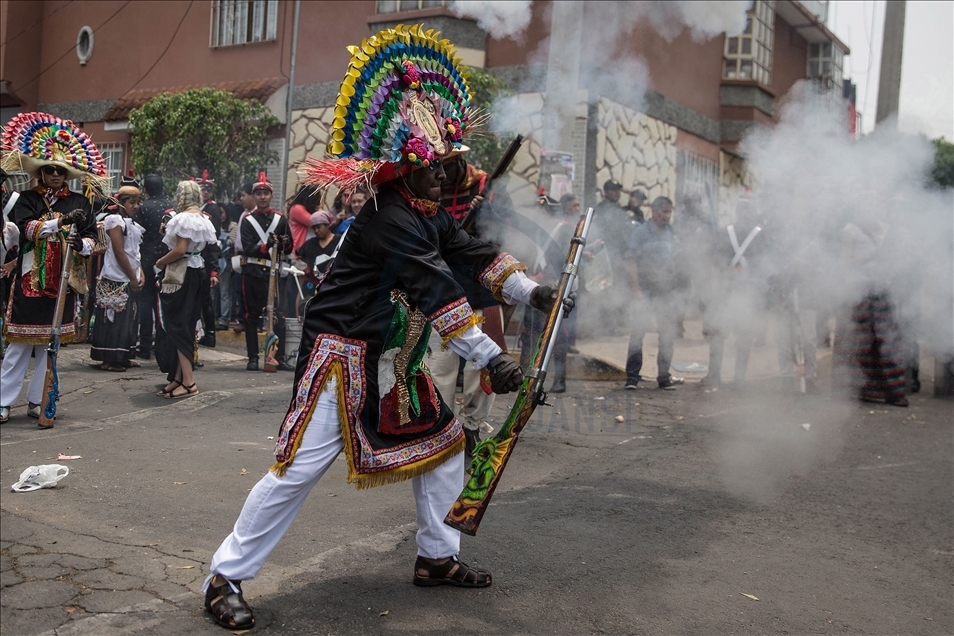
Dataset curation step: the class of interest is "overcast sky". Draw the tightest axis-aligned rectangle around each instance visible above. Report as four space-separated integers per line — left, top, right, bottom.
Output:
829 0 953 139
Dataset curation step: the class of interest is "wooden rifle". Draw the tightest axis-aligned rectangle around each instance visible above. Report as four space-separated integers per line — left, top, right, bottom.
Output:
460 134 524 234
444 206 595 535
263 240 281 372
38 222 79 429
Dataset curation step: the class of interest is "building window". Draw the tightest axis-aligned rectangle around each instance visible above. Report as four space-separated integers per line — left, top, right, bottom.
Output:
723 0 775 86
376 0 447 13
807 42 844 90
76 26 94 66
211 0 278 48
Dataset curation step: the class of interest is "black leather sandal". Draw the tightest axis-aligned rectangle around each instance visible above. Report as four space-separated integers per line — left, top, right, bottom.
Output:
413 555 492 587
205 574 255 629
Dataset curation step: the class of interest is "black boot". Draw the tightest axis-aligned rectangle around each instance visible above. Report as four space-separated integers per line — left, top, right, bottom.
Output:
198 333 216 348
246 357 259 371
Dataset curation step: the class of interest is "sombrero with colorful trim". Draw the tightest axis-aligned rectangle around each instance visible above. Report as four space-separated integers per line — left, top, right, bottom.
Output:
1 111 109 197
298 24 471 192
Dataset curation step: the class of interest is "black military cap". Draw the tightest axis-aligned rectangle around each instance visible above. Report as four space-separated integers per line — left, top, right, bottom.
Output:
603 179 623 191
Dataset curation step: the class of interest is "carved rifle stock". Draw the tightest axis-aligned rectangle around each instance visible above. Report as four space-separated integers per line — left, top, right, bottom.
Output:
444 206 594 535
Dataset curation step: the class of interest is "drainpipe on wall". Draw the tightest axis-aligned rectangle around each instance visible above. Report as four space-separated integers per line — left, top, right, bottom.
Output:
281 0 301 203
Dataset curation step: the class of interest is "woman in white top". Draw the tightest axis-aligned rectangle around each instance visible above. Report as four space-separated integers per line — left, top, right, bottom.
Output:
154 181 217 398
89 181 145 370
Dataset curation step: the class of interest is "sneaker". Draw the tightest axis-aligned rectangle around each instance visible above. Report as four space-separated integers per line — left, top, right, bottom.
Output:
27 402 40 418
0 406 9 424
624 380 639 390
658 377 683 391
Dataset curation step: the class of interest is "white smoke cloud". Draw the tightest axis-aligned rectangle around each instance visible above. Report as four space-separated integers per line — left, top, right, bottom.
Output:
451 0 532 41
635 0 752 42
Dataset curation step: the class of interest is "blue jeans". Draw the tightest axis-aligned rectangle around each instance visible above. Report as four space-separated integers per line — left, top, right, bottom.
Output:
625 294 677 384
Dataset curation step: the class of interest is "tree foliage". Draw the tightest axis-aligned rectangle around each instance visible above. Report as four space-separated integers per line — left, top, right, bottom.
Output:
931 137 954 189
129 88 279 199
464 68 512 173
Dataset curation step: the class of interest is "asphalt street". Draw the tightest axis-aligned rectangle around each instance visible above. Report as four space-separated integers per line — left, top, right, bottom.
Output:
1 339 951 635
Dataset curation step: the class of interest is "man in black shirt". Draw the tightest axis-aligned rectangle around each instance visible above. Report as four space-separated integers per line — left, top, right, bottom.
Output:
197 171 221 347
136 175 173 359
237 172 292 371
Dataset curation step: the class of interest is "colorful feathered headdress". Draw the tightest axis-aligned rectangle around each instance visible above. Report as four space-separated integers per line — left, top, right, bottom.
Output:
298 24 471 192
1 112 109 198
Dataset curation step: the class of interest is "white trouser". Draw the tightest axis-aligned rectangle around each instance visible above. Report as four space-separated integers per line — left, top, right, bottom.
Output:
0 344 48 407
204 377 464 589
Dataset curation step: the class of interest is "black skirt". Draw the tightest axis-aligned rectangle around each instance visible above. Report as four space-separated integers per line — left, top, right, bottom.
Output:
155 267 202 379
90 279 138 365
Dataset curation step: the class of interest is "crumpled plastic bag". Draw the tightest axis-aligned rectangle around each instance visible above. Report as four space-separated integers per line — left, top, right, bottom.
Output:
11 464 69 492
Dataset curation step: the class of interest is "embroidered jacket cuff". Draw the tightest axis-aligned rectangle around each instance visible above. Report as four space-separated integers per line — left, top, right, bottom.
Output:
448 326 503 370
427 297 483 348
500 270 537 306
479 253 528 302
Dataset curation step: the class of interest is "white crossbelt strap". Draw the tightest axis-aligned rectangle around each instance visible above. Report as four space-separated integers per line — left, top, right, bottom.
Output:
244 213 280 247
2 191 19 220
727 224 762 269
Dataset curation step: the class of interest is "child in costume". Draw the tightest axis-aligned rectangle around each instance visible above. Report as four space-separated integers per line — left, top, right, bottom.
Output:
89 171 145 371
202 25 563 630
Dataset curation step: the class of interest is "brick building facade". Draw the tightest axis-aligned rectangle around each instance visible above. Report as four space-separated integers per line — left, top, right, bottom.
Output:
1 0 849 222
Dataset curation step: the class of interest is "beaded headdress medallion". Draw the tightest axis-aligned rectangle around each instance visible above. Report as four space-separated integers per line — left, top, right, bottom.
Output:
298 24 471 191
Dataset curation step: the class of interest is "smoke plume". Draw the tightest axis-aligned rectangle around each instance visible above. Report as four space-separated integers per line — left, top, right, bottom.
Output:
451 1 532 41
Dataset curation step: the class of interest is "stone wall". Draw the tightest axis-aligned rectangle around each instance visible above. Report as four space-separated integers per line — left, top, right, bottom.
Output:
593 98 677 204
285 106 335 199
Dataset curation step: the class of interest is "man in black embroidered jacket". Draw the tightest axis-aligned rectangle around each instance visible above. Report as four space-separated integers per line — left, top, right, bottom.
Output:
203 160 562 630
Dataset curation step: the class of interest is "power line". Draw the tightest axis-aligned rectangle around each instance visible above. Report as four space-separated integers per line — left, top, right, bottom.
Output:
125 0 195 93
15 1 132 93
0 0 75 51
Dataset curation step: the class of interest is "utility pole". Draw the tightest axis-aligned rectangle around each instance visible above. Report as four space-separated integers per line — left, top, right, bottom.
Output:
281 0 301 203
875 0 905 126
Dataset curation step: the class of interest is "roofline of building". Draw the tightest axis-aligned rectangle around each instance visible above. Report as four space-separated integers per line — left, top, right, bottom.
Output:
781 0 851 54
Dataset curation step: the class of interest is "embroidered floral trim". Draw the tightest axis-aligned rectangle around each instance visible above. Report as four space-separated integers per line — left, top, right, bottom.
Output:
273 335 367 465
479 252 528 302
4 321 75 345
380 290 430 428
392 184 440 217
427 297 484 348
271 331 463 488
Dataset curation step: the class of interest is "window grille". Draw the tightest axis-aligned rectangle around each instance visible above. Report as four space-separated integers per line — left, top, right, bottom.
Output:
376 0 447 14
723 0 775 86
807 41 844 91
211 0 278 48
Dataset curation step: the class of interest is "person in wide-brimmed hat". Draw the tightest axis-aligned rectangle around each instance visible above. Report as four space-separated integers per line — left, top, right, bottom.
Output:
0 112 104 426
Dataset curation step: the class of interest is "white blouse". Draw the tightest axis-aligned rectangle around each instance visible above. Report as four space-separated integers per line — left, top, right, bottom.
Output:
163 211 217 269
99 214 144 283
